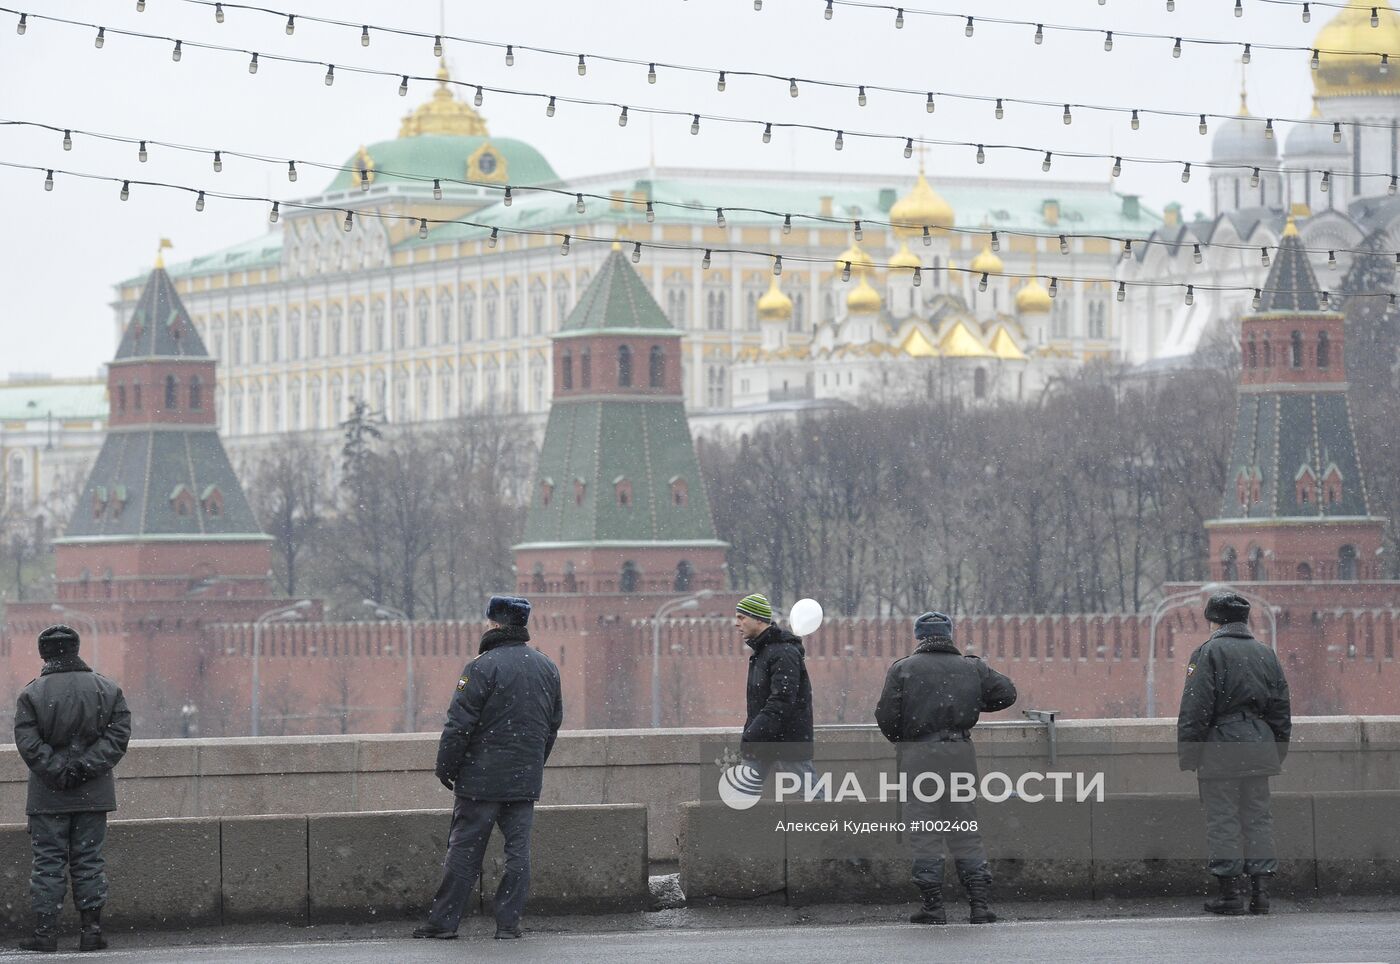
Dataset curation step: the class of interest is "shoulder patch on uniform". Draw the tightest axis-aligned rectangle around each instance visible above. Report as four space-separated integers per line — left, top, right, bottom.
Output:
456 676 469 691
1186 663 1196 676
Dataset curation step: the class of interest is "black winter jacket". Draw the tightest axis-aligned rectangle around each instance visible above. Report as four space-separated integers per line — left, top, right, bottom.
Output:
13 657 132 815
741 625 814 756
1177 622 1291 779
874 638 1018 743
436 626 564 802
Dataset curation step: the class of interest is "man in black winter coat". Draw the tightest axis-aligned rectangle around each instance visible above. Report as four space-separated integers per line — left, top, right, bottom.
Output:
1178 590 1291 916
875 611 1017 926
735 593 816 789
414 595 563 942
13 624 132 953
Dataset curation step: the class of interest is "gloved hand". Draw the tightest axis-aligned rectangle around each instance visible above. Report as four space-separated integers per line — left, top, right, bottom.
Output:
437 771 455 792
56 760 88 790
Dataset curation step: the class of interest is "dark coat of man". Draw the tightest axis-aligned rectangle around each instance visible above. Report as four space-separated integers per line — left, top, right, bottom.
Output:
741 624 814 754
1178 621 1292 780
435 624 564 801
13 644 131 816
875 637 1018 745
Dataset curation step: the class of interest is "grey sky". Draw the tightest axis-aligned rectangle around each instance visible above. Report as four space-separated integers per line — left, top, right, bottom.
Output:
0 0 1325 378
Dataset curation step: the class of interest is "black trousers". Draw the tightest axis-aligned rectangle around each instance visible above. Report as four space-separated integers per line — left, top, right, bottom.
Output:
425 797 535 933
28 812 108 916
1199 776 1277 877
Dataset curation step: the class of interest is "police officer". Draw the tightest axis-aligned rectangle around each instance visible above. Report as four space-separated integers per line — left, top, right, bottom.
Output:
12 624 132 953
414 595 563 941
875 612 1016 925
1178 590 1292 916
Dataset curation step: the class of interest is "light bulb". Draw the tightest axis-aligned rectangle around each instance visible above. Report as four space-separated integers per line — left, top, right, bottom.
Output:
717 71 726 91
1132 110 1141 130
763 123 772 143
1303 3 1311 23
1264 118 1274 139
782 214 792 235
1261 247 1270 267
433 178 442 200
1312 49 1320 70
1172 38 1182 59
754 0 761 9
95 27 104 48
965 16 974 37
1236 0 1243 16
288 161 297 182
853 220 863 241
904 138 913 159
1059 235 1069 255
1112 157 1122 178
773 255 782 275
1321 291 1330 309
633 242 643 264
120 181 129 201
789 78 799 97
249 53 258 73
16 13 25 33
1117 282 1126 302
506 45 514 66
1391 175 1398 195
1321 171 1331 193
488 227 498 247
138 141 148 163
433 35 442 57
1063 105 1072 125
474 86 483 107
978 272 988 292
1251 168 1260 187
1252 289 1261 310
195 191 205 212
269 202 279 222
285 15 294 35
1193 243 1203 264
1048 278 1058 299
841 261 851 282
1034 23 1043 44
995 99 1004 120
215 4 223 23
360 167 370 190
575 194 585 214
361 26 370 46
546 96 556 117
1184 285 1193 306
912 268 922 287
1327 248 1339 269
646 201 655 223
172 40 182 61
1043 152 1053 172
976 144 986 164
1181 163 1191 183
399 75 408 96
560 234 571 255
716 208 726 227
62 130 72 151
1383 54 1391 74
1199 114 1208 135
647 63 657 84
1122 240 1133 260
858 86 867 107
420 218 429 239
990 231 999 251
577 55 586 76
504 186 513 205
825 0 833 19
692 114 701 136
213 151 223 173
834 130 843 150
1105 32 1113 52
895 8 904 28
1373 6 1381 27
43 169 53 191
926 93 935 113
924 225 933 246
1333 122 1342 143
1243 44 1251 64
344 211 354 232
1167 0 1175 9
324 65 335 86
702 249 712 269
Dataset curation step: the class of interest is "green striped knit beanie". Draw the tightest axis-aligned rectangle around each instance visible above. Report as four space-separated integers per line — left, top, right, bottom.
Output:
736 593 773 622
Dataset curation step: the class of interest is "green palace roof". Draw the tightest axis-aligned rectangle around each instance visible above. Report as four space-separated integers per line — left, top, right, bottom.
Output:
0 382 106 421
325 135 560 193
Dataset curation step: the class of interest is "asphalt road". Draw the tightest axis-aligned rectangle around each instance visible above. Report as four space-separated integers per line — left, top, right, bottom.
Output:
2 913 1395 964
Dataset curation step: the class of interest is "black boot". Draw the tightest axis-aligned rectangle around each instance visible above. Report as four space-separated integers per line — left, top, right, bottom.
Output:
910 884 946 925
1249 874 1270 915
964 872 997 924
78 909 107 953
17 912 57 953
1204 875 1247 916
410 923 457 940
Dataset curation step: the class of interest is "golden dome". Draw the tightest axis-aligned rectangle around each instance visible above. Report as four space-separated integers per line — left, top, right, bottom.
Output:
890 170 955 236
1015 278 1053 314
399 61 490 138
834 241 876 273
1313 1 1400 98
846 275 882 314
889 241 922 270
970 243 1004 275
757 276 793 322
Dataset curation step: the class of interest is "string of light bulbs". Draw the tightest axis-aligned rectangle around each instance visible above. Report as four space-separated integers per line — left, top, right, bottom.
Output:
164 0 1400 140
8 116 1399 269
9 7 1400 195
6 157 1396 310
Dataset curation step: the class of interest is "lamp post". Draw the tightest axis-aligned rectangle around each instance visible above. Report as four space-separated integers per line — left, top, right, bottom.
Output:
1146 581 1278 718
51 604 101 671
364 599 415 732
251 600 311 736
652 589 714 727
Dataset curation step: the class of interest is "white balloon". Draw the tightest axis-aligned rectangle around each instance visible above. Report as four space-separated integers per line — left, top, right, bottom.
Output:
789 598 824 637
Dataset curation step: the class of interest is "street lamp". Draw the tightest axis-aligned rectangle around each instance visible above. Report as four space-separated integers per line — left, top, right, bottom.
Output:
652 589 714 727
251 600 311 736
364 598 415 732
51 604 101 671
